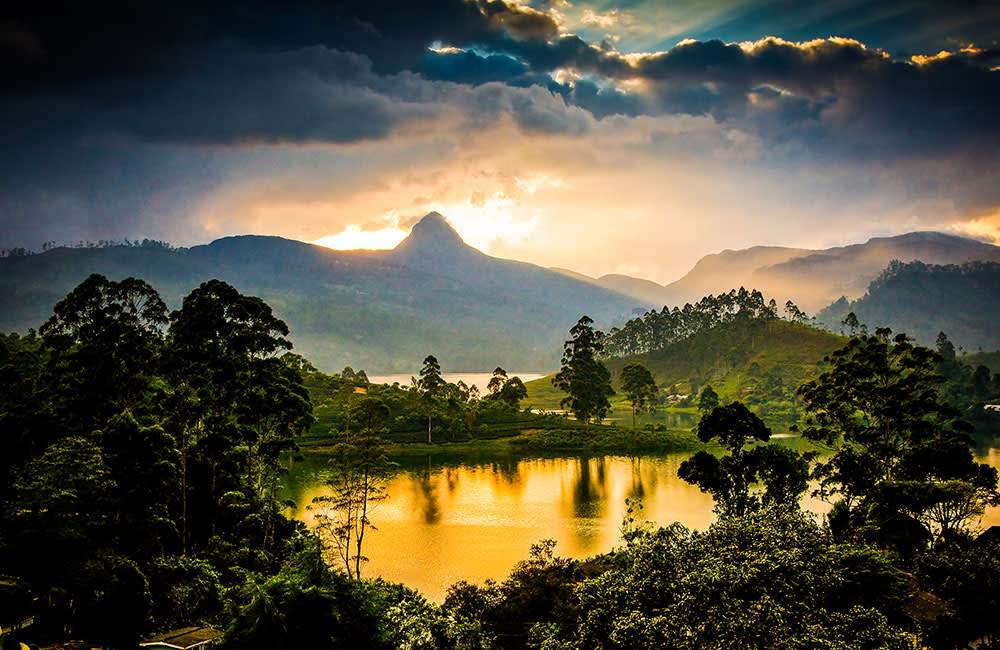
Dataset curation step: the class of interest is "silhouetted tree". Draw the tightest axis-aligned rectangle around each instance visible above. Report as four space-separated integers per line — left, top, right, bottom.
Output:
553 316 614 423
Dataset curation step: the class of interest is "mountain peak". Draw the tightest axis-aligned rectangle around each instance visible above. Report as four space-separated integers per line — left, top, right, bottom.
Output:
392 212 472 259
405 212 463 244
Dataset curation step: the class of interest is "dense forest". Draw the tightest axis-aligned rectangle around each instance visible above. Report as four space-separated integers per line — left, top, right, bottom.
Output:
817 260 1000 351
3 275 1000 649
601 287 793 358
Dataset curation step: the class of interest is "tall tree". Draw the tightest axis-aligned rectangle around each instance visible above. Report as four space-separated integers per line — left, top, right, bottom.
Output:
313 397 393 579
552 316 614 423
619 362 658 426
418 354 444 443
487 367 509 396
40 274 168 432
165 279 308 554
795 328 999 542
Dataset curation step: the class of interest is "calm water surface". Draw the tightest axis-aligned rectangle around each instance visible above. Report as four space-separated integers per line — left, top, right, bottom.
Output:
367 372 546 393
284 447 1000 602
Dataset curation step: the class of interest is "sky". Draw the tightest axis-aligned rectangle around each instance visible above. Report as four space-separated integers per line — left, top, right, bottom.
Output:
2 0 999 283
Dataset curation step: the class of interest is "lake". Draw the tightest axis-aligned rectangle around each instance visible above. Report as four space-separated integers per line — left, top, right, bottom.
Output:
367 372 547 393
284 446 1000 602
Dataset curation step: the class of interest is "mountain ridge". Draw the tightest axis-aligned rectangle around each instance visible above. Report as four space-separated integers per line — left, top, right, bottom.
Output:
552 231 1000 314
0 213 646 373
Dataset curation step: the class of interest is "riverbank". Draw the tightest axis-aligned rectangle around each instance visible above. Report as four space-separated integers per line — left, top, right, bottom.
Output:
299 419 704 458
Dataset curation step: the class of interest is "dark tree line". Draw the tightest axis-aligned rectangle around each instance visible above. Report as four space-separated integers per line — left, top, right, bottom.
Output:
0 238 178 257
603 287 783 357
0 274 313 648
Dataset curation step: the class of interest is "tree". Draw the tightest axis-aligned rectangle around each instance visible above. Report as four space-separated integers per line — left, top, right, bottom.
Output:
842 311 860 336
487 367 509 396
784 300 807 324
697 384 719 413
619 362 658 426
165 279 309 554
418 355 444 443
572 508 913 650
795 329 999 543
313 397 394 579
487 367 528 409
552 316 614 423
678 402 811 517
40 273 168 433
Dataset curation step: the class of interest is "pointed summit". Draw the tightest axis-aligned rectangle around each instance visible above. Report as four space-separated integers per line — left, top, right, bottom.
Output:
390 212 477 268
400 212 465 248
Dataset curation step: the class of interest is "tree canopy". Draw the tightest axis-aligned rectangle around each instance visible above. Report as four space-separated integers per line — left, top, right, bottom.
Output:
553 316 615 423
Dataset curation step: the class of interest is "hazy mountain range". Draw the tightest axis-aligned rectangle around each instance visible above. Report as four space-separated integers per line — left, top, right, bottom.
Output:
3 213 1000 371
0 213 642 372
556 232 1000 313
816 260 1000 351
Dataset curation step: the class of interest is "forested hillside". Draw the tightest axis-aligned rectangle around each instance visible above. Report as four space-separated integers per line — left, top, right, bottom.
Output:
816 260 1000 351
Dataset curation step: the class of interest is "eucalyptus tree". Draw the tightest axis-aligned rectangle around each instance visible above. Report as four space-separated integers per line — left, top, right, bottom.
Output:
313 397 394 578
553 316 614 423
418 354 444 443
165 279 310 553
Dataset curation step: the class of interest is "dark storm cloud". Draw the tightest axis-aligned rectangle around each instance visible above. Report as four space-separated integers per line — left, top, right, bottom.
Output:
3 0 1000 250
0 0 555 91
417 49 531 85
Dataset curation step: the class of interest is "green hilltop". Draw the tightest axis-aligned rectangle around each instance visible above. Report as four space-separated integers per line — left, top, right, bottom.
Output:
526 319 845 426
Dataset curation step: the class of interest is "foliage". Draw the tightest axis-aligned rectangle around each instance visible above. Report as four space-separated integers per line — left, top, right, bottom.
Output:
312 398 395 579
486 367 529 409
0 274 314 645
678 402 812 516
553 316 615 423
603 286 780 357
697 383 719 412
795 329 1000 543
572 508 915 650
619 362 658 426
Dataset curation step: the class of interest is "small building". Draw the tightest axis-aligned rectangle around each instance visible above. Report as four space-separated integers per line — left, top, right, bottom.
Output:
140 626 221 650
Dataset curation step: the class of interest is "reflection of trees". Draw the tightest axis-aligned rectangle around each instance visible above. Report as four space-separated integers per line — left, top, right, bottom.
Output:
571 457 608 520
490 460 523 488
445 467 460 495
628 456 647 502
412 469 440 524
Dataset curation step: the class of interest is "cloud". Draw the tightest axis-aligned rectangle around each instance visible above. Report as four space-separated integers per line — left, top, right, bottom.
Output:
2 0 999 286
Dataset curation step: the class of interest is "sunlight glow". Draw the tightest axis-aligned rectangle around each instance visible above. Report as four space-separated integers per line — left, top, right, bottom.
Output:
313 225 408 250
429 192 539 252
951 209 1000 244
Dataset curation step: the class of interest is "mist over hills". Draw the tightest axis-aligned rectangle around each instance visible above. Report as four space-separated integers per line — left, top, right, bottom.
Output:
559 232 1000 314
816 260 1000 351
0 213 644 373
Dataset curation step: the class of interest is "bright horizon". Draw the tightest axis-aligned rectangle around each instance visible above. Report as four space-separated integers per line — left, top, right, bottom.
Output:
3 2 999 284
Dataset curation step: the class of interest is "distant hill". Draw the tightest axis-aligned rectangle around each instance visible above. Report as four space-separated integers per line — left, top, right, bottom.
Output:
752 232 1000 312
663 246 810 306
526 319 844 421
566 232 1000 314
0 213 646 373
815 260 1000 351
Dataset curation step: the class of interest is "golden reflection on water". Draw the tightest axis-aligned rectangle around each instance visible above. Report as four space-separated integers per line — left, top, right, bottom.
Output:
288 450 1000 602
